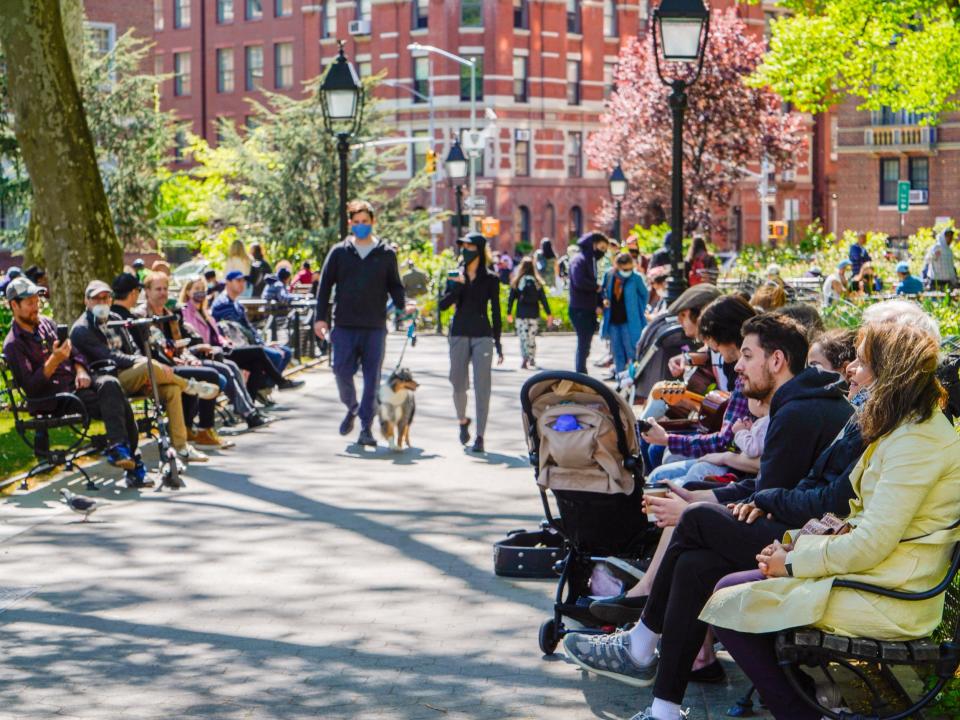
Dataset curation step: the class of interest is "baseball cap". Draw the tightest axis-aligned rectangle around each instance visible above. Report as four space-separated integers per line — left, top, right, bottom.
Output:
132 259 145 269
6 266 22 279
838 259 852 270
84 280 113 299
112 272 142 296
896 261 910 274
667 283 722 315
225 270 247 282
5 276 40 301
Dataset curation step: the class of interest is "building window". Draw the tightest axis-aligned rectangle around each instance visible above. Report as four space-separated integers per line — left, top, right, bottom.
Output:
216 48 234 93
513 0 528 29
567 60 581 105
174 0 190 28
569 205 583 241
603 62 616 99
515 133 530 176
543 202 555 238
246 0 263 21
567 131 582 177
323 0 337 37
413 0 429 29
460 56 483 101
356 0 371 21
566 0 581 34
245 45 264 90
275 0 292 16
358 61 372 78
87 24 116 57
174 130 188 162
154 0 164 31
274 42 293 89
413 56 429 102
516 205 531 246
909 157 929 192
513 56 528 103
411 129 429 174
879 158 900 205
603 0 617 36
173 51 191 95
217 0 233 22
461 0 483 27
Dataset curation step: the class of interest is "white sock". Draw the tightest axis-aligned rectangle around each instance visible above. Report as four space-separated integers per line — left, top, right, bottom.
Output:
651 698 682 720
626 620 659 665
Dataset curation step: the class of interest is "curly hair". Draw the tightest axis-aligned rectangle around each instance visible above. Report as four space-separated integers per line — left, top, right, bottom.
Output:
811 328 857 372
857 323 945 444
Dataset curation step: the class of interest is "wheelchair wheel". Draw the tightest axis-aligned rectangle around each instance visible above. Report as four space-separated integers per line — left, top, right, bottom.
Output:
539 618 559 655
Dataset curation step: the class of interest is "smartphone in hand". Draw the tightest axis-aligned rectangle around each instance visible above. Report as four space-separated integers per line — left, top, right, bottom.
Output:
56 324 69 344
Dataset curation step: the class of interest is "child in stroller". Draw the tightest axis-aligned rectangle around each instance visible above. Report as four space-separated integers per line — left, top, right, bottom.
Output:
520 370 658 654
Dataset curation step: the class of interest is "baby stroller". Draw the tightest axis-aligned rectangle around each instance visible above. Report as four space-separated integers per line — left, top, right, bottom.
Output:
520 370 655 655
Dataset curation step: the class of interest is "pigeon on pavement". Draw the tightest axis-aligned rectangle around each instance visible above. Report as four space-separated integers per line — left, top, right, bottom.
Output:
59 488 99 522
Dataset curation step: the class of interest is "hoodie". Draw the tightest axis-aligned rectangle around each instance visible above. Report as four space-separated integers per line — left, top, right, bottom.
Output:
568 232 603 310
713 367 854 504
315 237 405 329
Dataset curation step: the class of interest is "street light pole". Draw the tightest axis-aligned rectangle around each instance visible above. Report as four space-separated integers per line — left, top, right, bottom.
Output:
609 164 627 243
336 133 350 241
667 80 687 300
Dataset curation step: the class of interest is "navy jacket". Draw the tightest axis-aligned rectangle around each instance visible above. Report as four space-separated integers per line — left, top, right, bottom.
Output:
568 234 601 310
70 310 141 371
316 238 405 329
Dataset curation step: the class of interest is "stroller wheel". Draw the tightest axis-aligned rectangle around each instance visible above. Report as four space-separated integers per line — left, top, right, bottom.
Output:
539 618 560 655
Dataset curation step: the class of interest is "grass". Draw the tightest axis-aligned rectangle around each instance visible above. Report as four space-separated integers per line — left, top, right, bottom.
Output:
0 411 106 486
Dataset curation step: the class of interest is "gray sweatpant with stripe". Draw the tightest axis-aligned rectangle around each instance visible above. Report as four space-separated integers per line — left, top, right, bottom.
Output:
448 335 494 437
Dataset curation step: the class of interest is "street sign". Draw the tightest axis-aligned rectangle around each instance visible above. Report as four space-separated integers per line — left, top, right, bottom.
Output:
464 195 486 212
460 129 485 153
897 181 911 213
481 217 500 238
429 221 444 235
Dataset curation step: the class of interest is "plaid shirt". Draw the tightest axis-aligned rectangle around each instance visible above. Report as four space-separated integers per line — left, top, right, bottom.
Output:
667 376 750 458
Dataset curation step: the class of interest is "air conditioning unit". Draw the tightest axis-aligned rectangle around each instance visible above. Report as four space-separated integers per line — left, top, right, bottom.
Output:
909 189 929 204
515 129 530 141
348 19 371 36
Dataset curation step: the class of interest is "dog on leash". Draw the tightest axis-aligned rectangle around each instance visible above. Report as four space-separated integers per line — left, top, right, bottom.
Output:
377 367 419 451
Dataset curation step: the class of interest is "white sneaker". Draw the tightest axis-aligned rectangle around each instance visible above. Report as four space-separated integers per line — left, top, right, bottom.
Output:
183 378 219 400
176 444 209 463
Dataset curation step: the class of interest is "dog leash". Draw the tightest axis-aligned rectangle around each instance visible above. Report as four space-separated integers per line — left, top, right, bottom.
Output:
391 313 418 373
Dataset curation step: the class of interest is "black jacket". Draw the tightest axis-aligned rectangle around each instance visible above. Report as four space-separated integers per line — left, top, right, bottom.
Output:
507 276 551 319
439 235 503 353
752 412 863 527
713 368 854 504
315 238 405 329
70 310 141 371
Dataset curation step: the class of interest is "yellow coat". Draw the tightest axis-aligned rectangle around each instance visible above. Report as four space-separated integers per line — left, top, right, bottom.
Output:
701 411 960 641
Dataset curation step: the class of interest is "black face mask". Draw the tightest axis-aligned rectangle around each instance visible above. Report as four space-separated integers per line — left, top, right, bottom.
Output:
593 248 606 260
462 249 479 265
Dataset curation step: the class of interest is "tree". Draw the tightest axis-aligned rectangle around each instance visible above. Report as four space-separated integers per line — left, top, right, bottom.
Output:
586 8 806 235
0 0 122 318
752 0 960 119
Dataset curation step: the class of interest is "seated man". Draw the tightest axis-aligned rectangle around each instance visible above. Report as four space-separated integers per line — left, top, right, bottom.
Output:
70 280 216 463
2 278 150 488
262 267 295 305
210 271 301 388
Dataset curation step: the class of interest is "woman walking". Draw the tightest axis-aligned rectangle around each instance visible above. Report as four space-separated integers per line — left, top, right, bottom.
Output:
440 232 504 454
601 252 648 375
507 257 552 370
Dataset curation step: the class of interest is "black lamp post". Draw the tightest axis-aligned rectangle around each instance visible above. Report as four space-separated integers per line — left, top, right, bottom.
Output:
651 0 710 303
445 138 468 241
609 164 627 242
319 41 364 242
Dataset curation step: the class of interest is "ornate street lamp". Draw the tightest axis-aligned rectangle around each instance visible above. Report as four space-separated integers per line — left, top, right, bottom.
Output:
652 0 710 303
319 41 364 242
609 164 627 242
445 137 468 240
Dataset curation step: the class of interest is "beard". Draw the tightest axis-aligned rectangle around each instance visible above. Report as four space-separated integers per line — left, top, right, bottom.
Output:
742 367 776 401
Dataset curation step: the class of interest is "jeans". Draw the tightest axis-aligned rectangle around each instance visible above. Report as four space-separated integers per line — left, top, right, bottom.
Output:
74 375 139 451
648 458 728 486
263 344 292 373
609 322 634 373
203 357 255 418
569 307 597 373
227 345 285 394
331 326 386 430
173 366 223 429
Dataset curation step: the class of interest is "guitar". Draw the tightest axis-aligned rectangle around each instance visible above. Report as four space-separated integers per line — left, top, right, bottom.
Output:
649 380 731 433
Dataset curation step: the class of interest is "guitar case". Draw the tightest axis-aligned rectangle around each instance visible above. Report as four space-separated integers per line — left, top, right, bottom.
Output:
493 527 564 579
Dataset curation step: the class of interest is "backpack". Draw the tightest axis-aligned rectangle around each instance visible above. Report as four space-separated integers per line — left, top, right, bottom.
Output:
519 276 539 306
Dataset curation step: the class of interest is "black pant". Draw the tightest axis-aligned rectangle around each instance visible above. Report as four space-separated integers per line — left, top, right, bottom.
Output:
642 503 789 703
569 307 597 373
226 346 285 394
173 366 221 429
75 375 139 452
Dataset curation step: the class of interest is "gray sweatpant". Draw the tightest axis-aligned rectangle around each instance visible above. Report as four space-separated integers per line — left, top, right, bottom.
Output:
448 335 494 436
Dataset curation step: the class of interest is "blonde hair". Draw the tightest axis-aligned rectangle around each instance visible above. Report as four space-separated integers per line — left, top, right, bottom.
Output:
750 282 787 311
179 277 210 314
228 239 250 261
142 271 169 289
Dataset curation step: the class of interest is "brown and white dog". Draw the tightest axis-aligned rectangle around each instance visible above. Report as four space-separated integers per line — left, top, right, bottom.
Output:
377 367 419 451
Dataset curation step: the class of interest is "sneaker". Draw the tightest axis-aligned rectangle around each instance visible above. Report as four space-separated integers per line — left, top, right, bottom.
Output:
106 443 136 471
192 428 234 449
277 378 304 390
562 630 658 688
589 594 648 626
340 410 358 436
459 419 471 445
257 389 277 407
245 412 268 429
471 436 485 453
183 378 219 400
176 444 209 463
125 461 155 489
357 427 377 447
630 708 688 720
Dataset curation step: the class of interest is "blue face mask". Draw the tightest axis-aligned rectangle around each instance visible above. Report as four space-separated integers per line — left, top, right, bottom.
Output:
618 270 633 279
352 223 373 240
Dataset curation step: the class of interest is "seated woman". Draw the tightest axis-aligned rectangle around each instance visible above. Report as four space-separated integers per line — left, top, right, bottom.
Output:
706 322 960 720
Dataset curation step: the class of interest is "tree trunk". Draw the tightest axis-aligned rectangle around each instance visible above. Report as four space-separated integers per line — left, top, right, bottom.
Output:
0 0 121 319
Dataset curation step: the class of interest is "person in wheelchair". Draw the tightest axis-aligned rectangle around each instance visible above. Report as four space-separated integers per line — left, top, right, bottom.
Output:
2 277 149 487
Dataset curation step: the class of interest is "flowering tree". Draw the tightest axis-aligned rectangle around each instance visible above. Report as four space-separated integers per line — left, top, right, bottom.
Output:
587 8 806 236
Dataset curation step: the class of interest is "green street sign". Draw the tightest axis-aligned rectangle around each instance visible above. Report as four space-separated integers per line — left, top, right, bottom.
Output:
897 180 911 213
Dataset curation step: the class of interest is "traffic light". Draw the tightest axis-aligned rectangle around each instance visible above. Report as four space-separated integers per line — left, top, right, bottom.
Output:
425 149 436 174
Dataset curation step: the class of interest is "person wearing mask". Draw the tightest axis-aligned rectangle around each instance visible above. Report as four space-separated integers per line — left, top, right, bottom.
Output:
70 280 215 463
894 261 924 295
646 267 670 319
507 257 552 370
440 232 503 453
314 199 405 447
601 252 649 375
568 232 610 373
924 227 958 290
822 259 850 306
848 232 872 277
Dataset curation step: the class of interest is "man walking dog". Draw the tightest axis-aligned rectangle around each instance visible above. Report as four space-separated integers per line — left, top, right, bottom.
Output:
315 199 405 446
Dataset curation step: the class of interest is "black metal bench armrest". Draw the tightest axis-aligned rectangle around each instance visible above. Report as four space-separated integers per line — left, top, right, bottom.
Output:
832 542 960 601
24 392 90 426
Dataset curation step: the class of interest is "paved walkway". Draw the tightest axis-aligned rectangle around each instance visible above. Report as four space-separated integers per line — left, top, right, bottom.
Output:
0 333 756 719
